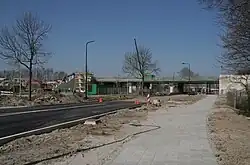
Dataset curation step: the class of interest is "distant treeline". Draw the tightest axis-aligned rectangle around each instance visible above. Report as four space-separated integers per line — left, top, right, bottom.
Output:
0 68 67 81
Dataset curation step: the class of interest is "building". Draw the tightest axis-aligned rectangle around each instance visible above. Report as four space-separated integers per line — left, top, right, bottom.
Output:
55 74 219 95
219 74 248 95
96 75 219 95
74 72 93 92
56 72 96 94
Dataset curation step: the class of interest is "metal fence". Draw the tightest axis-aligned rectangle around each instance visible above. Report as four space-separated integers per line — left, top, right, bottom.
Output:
96 87 138 95
96 84 169 96
226 89 249 114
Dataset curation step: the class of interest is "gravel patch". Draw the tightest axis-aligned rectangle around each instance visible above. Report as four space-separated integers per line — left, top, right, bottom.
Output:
207 97 250 165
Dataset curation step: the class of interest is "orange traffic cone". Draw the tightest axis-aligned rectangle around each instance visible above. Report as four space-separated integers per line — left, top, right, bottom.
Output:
134 100 140 105
99 97 103 103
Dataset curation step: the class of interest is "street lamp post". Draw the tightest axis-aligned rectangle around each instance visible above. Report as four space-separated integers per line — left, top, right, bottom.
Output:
182 62 191 94
85 40 95 100
19 64 22 97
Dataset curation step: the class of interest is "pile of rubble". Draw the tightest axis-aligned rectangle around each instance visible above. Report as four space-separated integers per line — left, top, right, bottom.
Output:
33 93 87 105
0 95 30 106
0 93 86 107
33 93 65 105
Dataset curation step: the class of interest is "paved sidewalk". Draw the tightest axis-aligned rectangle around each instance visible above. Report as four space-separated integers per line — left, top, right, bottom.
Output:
108 95 218 165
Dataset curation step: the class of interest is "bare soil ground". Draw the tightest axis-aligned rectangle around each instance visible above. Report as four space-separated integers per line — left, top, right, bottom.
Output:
207 96 250 165
129 94 206 103
148 94 207 109
0 94 206 165
0 108 148 165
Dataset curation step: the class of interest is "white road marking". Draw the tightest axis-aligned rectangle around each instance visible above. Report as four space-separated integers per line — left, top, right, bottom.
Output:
0 103 105 117
0 108 127 142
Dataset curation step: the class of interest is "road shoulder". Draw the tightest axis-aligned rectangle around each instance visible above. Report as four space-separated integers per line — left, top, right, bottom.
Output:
207 96 250 165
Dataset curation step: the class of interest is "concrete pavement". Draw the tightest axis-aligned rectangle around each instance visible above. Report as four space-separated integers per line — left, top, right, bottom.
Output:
107 95 217 165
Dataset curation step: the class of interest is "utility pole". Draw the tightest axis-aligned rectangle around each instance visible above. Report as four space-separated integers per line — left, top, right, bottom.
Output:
19 64 21 97
12 68 15 95
116 74 121 95
172 72 175 90
134 38 143 96
84 40 95 100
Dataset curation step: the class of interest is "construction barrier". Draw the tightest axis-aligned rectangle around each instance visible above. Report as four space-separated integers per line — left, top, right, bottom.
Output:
146 93 151 104
134 100 140 104
98 97 103 103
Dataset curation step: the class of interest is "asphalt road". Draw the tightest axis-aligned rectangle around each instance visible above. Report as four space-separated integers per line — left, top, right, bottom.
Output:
0 100 127 114
0 101 139 139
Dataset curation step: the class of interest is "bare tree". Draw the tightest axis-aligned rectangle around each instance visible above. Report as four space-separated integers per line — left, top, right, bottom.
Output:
199 0 250 75
122 45 160 95
200 0 250 114
199 0 239 9
218 0 250 93
179 67 199 78
0 12 52 100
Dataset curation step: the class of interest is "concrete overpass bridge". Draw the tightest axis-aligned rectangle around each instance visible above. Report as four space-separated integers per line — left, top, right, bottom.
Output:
96 76 219 94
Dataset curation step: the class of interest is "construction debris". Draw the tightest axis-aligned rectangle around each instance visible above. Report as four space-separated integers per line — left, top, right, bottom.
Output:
0 95 29 106
151 99 161 107
0 92 86 107
84 119 99 125
0 93 136 108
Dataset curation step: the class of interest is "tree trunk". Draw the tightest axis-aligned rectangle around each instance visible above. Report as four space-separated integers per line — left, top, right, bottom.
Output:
29 63 32 101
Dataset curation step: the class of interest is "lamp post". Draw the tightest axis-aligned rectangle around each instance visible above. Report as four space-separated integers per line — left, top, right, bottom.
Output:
182 62 191 94
19 64 22 97
85 40 95 100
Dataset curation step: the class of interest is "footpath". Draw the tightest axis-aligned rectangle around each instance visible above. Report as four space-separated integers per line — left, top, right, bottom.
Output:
106 95 218 165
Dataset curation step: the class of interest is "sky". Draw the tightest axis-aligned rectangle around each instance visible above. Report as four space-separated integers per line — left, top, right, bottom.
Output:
0 0 221 77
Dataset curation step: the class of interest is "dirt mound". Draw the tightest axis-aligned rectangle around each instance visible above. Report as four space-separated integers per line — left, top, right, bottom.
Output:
0 95 29 106
0 92 86 107
33 93 84 105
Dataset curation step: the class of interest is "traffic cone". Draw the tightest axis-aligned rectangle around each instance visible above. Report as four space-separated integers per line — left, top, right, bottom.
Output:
134 100 140 104
99 97 103 103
